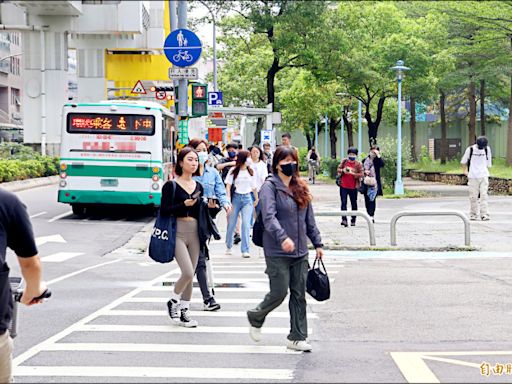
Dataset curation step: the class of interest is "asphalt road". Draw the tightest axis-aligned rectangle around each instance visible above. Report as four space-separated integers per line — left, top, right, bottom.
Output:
6 183 512 383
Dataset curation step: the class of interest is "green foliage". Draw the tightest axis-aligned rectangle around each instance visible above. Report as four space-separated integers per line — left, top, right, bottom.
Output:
0 143 60 182
321 157 340 179
377 136 412 189
298 147 309 171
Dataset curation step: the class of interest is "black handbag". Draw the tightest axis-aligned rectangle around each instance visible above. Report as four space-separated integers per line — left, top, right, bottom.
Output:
148 181 177 263
306 258 330 301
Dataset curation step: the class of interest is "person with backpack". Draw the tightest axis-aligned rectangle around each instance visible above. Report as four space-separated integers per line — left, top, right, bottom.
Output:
247 146 323 352
362 145 385 223
336 147 364 227
461 136 492 221
225 150 258 258
306 147 321 183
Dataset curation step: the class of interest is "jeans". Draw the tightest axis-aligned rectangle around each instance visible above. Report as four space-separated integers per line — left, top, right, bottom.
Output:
226 192 253 253
247 255 309 341
340 187 358 223
364 193 377 217
468 177 489 218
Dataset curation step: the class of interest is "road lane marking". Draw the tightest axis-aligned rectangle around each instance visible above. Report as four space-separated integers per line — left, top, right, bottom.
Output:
160 277 336 284
103 309 318 319
43 342 301 354
390 352 440 384
48 211 73 223
422 356 480 368
123 297 325 305
15 366 293 380
30 211 47 219
78 324 313 334
13 267 180 367
46 259 121 285
41 252 84 263
144 286 270 292
35 234 66 246
202 270 339 275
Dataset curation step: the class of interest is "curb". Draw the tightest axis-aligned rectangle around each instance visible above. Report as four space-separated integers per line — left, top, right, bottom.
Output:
1 175 60 192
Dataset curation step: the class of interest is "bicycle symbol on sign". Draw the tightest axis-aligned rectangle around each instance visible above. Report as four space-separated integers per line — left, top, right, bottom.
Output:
172 50 193 63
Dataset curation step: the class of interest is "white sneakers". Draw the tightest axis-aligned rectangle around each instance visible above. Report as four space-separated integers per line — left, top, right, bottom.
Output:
286 340 312 352
225 248 232 255
249 326 262 342
242 252 251 258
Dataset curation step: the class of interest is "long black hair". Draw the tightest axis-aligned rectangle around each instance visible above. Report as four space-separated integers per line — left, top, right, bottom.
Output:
231 150 253 182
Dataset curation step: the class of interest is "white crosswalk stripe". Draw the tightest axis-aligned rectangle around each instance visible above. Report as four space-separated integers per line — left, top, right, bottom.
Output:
13 255 342 382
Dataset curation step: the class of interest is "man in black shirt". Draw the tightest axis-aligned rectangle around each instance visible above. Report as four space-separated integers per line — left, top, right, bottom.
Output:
215 142 238 182
0 188 46 383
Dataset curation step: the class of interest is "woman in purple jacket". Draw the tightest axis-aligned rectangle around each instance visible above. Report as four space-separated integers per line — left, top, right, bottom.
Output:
246 146 323 352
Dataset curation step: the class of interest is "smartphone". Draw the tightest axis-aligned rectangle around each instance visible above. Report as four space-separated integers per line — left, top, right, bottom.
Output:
191 191 201 200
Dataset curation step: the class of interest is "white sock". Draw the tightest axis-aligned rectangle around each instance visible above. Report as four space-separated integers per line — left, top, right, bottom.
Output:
180 300 190 310
170 291 181 303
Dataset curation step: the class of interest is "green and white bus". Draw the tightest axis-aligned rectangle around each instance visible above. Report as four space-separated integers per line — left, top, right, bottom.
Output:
58 100 175 215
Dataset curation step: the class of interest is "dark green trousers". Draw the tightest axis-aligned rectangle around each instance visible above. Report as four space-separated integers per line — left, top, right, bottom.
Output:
247 255 309 341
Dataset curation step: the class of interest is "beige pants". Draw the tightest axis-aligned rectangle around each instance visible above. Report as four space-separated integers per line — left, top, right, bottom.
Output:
173 219 200 301
0 331 13 383
468 177 489 218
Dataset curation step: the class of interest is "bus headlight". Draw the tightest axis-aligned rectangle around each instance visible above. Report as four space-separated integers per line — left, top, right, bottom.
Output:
59 180 67 188
152 183 160 190
60 172 67 179
152 175 159 182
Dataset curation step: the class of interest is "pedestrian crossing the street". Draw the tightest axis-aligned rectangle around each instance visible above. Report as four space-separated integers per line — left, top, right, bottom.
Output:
13 254 345 382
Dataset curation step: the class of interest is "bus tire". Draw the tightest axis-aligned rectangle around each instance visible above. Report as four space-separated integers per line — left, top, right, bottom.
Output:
72 204 86 216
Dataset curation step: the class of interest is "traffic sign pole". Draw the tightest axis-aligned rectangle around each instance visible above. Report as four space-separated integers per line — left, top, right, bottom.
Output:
177 1 188 117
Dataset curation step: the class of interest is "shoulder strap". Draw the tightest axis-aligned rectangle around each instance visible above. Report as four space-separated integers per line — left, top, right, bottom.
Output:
485 146 488 160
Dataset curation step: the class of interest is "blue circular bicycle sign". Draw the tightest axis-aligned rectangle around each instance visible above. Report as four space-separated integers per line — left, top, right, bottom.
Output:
164 29 202 67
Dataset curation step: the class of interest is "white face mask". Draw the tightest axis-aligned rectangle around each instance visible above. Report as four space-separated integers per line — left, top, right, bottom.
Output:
198 152 208 165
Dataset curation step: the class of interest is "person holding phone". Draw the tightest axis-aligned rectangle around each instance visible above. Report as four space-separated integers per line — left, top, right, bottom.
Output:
246 146 323 352
189 138 231 311
161 147 203 327
0 188 47 383
337 147 364 227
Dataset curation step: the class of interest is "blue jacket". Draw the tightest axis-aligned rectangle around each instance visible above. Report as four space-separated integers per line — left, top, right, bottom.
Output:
194 165 231 208
259 175 323 258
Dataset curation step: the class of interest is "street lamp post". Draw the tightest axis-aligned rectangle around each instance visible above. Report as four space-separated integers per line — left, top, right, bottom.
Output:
336 92 349 158
357 100 362 153
315 120 318 149
202 1 217 91
391 59 410 195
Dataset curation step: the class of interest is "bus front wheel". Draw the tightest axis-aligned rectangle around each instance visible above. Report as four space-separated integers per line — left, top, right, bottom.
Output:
72 204 86 216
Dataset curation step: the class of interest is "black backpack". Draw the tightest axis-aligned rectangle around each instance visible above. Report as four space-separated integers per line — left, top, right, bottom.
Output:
467 145 488 171
252 178 276 247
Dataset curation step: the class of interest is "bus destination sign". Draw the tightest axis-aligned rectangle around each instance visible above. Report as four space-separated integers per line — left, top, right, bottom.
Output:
67 113 155 135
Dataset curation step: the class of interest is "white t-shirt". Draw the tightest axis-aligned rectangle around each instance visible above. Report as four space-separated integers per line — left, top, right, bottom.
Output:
225 168 256 195
461 144 492 179
250 160 268 191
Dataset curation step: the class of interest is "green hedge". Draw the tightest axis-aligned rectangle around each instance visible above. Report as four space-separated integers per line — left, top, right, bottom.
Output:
0 143 60 182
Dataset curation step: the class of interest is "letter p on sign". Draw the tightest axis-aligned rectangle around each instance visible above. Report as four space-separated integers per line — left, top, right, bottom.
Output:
208 92 223 106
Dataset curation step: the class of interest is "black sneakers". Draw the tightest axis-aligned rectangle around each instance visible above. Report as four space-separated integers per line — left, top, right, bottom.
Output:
234 233 241 244
167 299 179 321
203 296 221 311
179 308 198 328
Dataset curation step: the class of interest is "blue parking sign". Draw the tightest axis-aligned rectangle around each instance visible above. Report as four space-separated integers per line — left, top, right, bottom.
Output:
208 92 223 106
164 29 202 68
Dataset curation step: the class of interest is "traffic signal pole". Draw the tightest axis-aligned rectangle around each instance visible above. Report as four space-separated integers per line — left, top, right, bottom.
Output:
177 1 188 117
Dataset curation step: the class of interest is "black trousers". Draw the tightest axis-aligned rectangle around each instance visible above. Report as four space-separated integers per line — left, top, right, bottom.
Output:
195 246 211 301
364 194 377 217
340 187 358 222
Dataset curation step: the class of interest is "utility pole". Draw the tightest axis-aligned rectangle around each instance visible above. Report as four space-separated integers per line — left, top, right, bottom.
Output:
357 100 362 154
177 0 188 117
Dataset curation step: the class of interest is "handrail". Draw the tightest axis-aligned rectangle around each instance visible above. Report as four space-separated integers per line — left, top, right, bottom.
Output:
390 210 470 247
315 210 376 246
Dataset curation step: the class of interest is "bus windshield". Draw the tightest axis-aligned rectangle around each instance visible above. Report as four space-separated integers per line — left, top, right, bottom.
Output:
67 113 155 135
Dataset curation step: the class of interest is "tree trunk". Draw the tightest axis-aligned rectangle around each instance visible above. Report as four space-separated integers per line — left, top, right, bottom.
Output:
252 117 264 146
468 81 477 146
440 90 448 164
480 79 485 136
329 118 339 159
365 96 386 145
305 129 312 150
342 108 354 148
267 56 279 110
410 96 417 162
507 74 512 165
